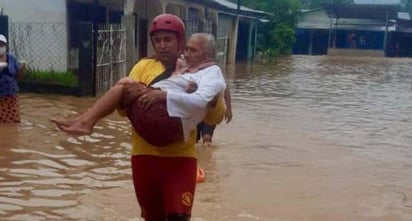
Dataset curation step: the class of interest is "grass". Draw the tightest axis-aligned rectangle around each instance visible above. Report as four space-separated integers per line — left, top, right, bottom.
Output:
22 69 79 87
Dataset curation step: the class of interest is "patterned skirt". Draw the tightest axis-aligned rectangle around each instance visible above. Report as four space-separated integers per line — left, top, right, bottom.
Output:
126 96 183 147
122 83 183 147
0 96 21 123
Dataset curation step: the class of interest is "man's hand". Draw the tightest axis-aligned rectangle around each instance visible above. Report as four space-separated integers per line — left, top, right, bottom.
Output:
223 87 232 123
225 108 232 123
118 76 136 84
208 94 219 108
139 89 167 110
121 81 147 107
185 81 198 93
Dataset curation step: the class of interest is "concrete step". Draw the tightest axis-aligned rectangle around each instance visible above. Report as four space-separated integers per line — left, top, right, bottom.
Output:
327 48 384 57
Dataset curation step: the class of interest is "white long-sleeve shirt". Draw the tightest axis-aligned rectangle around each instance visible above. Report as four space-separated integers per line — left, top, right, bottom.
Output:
152 65 226 141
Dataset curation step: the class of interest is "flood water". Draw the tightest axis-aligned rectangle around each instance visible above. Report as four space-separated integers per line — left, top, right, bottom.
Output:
1 55 412 220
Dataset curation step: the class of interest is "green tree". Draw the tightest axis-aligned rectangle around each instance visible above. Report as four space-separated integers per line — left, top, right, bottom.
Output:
272 23 296 55
259 0 301 57
227 0 301 57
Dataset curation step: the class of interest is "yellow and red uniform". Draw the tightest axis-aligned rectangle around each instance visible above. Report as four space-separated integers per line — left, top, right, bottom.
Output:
125 58 226 218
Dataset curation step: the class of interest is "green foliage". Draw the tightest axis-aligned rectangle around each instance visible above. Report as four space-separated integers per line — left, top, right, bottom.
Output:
227 0 301 58
271 23 296 55
259 23 296 60
22 69 79 87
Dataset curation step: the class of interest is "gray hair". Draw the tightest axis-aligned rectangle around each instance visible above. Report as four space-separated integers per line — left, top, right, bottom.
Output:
190 33 216 61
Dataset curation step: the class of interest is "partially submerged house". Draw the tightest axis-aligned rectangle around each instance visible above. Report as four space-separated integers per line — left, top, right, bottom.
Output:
294 3 412 57
124 0 268 67
0 0 267 96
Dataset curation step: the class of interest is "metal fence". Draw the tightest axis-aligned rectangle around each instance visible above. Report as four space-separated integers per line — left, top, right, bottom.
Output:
186 19 202 41
204 19 214 35
8 21 127 96
95 24 127 96
9 22 68 71
216 36 228 66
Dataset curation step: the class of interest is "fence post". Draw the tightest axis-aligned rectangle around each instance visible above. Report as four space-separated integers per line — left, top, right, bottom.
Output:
121 15 135 73
78 22 95 96
0 15 8 40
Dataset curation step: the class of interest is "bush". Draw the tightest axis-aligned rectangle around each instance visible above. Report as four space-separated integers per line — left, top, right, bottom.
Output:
22 69 79 87
271 23 296 55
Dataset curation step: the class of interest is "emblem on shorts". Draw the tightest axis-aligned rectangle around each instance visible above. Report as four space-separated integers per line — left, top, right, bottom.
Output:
181 192 193 207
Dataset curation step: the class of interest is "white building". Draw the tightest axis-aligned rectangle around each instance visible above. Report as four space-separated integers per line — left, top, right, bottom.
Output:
0 0 68 71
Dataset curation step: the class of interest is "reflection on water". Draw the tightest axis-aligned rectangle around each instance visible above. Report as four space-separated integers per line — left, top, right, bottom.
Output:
0 96 133 220
231 56 412 159
2 56 412 220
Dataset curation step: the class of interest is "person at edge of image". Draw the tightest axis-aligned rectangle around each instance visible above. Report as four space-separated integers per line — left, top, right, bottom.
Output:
55 14 226 221
196 86 232 145
0 34 25 124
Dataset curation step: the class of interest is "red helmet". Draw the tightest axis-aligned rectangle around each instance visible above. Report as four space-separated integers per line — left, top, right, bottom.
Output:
150 14 185 41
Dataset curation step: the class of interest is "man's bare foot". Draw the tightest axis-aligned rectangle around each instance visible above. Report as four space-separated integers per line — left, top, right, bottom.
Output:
50 117 94 135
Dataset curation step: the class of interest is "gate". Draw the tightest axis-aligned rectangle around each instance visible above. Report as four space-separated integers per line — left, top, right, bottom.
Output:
95 24 126 96
216 36 228 66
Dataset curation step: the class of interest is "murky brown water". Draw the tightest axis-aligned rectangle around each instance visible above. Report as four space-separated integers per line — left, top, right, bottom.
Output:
2 56 412 220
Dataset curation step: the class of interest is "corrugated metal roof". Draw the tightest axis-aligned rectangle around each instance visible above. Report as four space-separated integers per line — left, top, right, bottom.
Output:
297 8 397 31
398 12 411 20
297 9 331 29
323 3 400 20
212 0 266 14
210 0 272 18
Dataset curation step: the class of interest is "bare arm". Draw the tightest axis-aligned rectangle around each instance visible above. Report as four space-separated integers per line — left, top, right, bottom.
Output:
224 86 232 123
16 63 25 80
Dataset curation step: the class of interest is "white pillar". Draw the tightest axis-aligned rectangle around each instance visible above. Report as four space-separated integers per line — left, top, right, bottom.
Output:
124 0 135 15
228 15 239 64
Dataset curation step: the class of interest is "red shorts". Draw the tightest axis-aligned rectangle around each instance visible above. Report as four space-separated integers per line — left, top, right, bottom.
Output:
131 155 197 219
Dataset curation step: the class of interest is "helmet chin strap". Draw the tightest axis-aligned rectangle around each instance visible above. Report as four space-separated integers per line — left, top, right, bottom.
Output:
158 54 179 69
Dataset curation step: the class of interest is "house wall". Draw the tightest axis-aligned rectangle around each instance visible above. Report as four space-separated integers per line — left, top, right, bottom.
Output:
124 0 256 68
0 0 68 71
217 13 237 64
130 0 162 59
297 9 331 30
295 8 400 56
236 19 256 61
0 0 66 23
217 14 232 39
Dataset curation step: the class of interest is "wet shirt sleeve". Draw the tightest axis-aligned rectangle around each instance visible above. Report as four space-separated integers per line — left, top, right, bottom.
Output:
203 93 226 126
7 54 20 77
166 65 226 118
0 54 20 96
